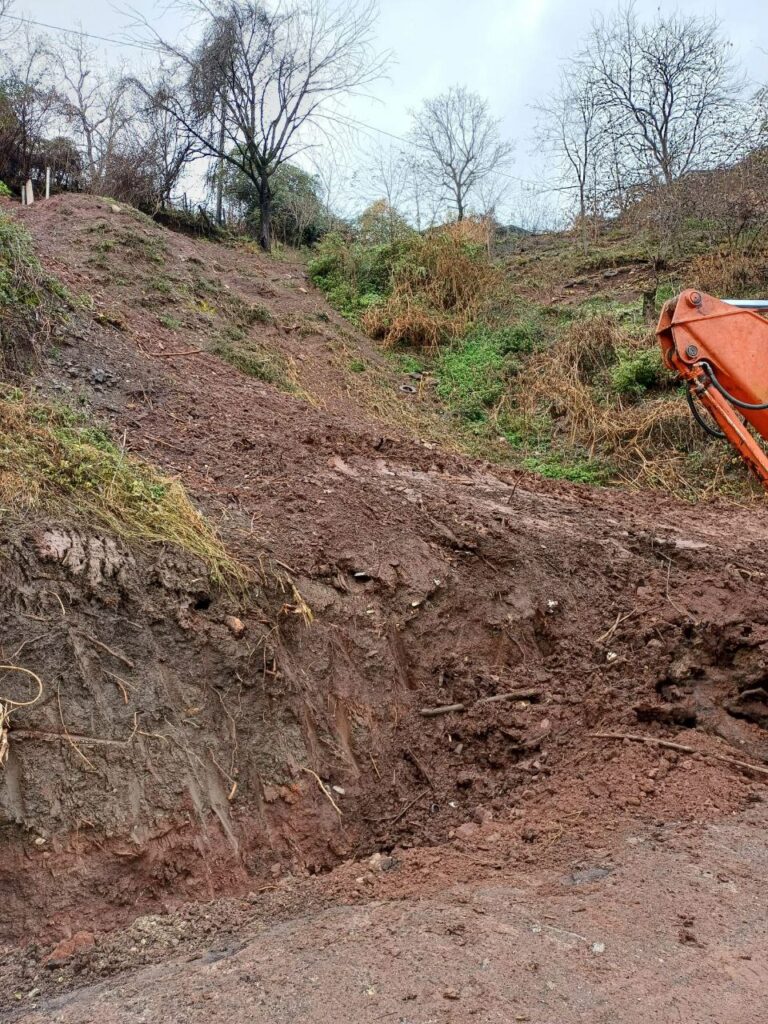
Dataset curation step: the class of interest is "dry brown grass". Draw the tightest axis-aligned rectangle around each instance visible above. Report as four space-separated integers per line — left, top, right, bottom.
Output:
519 316 755 498
691 251 768 299
362 228 499 351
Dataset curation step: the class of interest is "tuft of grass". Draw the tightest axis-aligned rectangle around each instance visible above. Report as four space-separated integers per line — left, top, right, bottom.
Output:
212 336 290 389
243 302 273 325
521 453 610 485
435 321 543 423
609 347 665 397
0 391 246 586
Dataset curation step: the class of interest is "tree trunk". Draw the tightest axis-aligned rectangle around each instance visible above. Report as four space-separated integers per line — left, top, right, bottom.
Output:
215 92 227 226
456 192 464 222
259 177 272 252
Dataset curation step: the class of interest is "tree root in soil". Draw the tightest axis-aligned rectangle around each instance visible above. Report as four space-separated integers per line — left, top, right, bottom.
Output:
592 732 768 779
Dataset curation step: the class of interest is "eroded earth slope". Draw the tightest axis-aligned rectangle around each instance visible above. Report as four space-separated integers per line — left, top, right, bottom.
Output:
1 195 767 1022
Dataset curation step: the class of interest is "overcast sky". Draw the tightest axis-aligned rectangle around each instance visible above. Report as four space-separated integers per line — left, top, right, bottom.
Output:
16 0 768 220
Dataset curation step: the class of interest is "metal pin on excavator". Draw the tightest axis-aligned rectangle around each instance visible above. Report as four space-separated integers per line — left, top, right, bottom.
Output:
657 289 768 490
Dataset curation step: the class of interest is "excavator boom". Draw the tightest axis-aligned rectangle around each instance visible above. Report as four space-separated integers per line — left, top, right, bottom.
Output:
657 289 768 491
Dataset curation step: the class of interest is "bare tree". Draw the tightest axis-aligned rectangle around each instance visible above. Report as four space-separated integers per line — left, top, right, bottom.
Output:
410 86 513 221
536 67 604 252
135 79 199 208
54 32 132 189
401 152 440 232
0 0 16 44
0 25 57 185
135 0 388 251
584 3 743 186
474 170 510 224
362 141 411 240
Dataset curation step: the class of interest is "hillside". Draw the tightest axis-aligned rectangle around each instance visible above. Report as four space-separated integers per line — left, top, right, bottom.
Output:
2 195 768 1021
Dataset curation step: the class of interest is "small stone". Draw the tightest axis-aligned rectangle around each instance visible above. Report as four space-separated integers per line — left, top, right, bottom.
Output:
110 204 121 213
606 651 618 663
224 615 245 638
590 941 606 955
443 988 460 1000
45 931 95 967
455 822 480 840
472 805 493 825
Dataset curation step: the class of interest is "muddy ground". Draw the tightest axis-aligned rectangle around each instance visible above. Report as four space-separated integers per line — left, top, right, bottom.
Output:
1 195 767 1021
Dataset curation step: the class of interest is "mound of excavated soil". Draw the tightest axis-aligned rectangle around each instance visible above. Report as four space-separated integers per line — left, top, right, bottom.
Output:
2 195 768 1019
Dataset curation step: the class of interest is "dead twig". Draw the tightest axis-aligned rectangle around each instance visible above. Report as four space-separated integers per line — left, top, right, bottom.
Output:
44 590 67 618
592 732 768 779
300 766 342 817
14 713 139 748
103 669 135 704
594 610 636 646
476 689 541 706
420 688 541 717
144 347 206 358
57 679 97 771
404 747 433 787
662 557 694 622
142 434 188 453
389 789 429 826
420 702 465 717
84 634 135 669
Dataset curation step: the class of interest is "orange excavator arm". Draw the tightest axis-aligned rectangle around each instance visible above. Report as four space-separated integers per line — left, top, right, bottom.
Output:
657 289 768 491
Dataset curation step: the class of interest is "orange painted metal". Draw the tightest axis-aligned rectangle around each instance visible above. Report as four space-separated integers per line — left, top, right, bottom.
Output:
656 289 768 490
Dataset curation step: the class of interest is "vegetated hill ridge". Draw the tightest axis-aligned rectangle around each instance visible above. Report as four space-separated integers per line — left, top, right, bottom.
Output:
1 194 768 1020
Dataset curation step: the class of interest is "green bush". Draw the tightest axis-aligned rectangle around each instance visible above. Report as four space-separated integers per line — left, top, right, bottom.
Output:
0 181 12 198
308 232 414 320
609 347 665 397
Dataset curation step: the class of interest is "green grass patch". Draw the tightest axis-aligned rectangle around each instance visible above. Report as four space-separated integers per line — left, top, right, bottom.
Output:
609 347 666 397
0 212 69 372
521 452 610 485
435 321 541 422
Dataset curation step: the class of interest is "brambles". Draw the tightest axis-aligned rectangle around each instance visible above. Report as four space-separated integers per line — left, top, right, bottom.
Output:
609 348 665 397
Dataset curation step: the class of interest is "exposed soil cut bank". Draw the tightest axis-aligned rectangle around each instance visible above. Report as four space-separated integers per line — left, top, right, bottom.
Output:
1 196 767 1019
